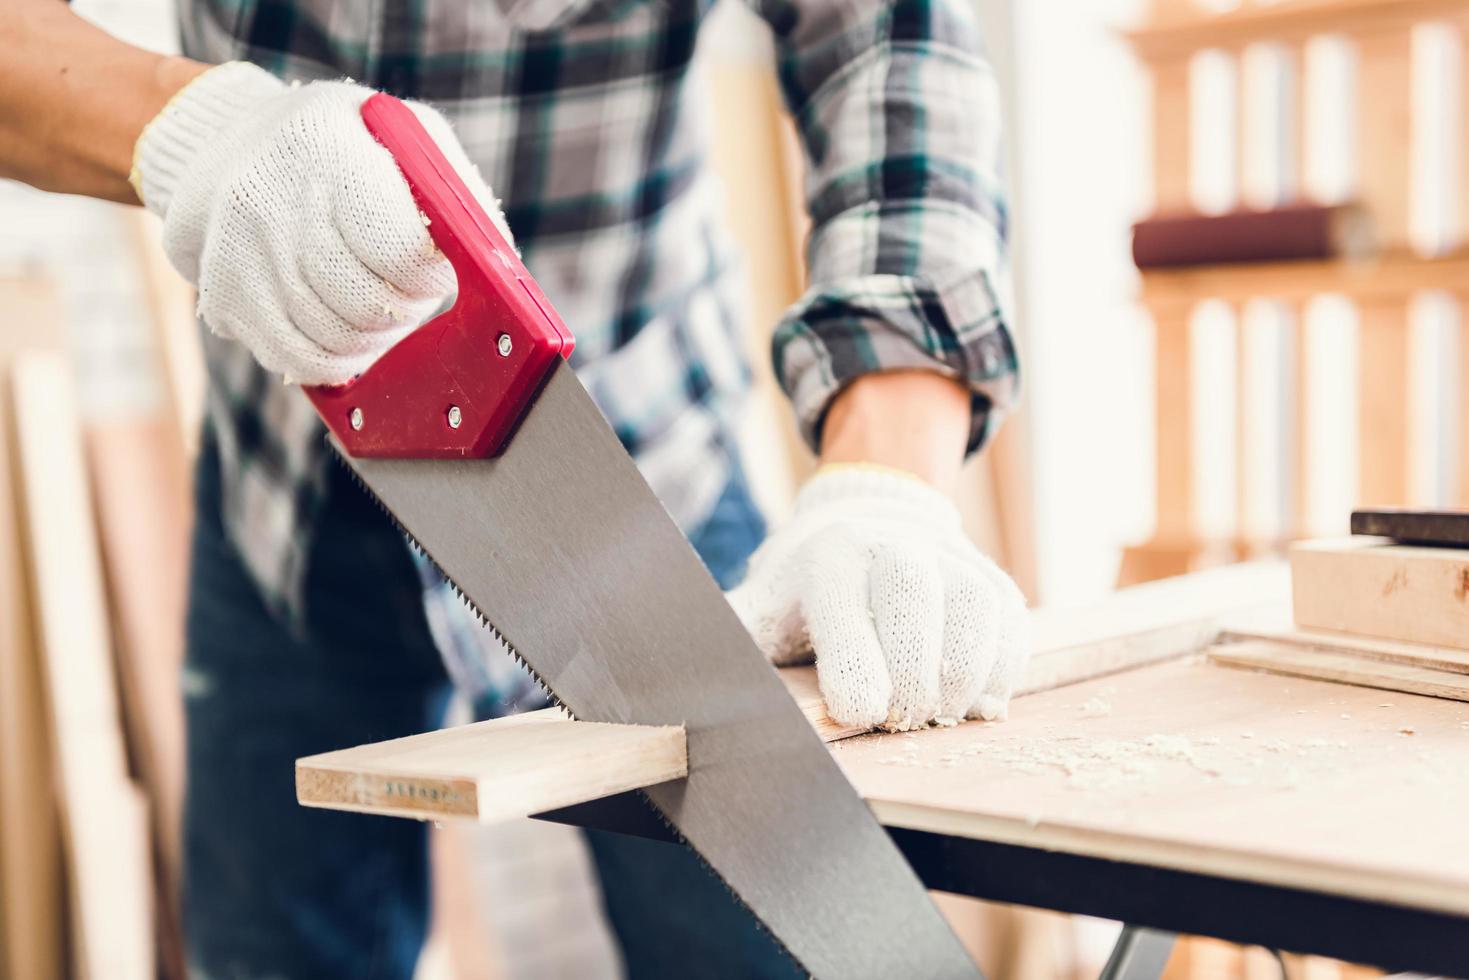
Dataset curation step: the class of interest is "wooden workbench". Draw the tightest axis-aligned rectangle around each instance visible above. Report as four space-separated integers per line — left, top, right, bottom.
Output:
298 563 1469 974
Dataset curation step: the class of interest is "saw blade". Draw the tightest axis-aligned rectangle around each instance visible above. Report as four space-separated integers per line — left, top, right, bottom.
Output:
334 360 980 979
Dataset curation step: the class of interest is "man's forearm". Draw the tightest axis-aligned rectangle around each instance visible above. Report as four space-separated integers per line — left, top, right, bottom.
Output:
0 0 206 203
819 371 972 493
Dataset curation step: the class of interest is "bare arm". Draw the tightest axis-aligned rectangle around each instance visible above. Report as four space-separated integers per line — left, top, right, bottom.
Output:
0 0 206 203
820 372 972 493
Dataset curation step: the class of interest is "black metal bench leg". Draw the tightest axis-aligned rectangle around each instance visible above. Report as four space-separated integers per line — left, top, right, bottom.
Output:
1098 926 1176 980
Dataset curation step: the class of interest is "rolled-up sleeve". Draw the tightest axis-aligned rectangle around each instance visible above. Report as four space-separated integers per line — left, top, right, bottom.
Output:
749 0 1019 453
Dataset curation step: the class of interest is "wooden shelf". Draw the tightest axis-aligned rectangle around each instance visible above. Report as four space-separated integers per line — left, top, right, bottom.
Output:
1139 248 1469 307
1128 0 1469 61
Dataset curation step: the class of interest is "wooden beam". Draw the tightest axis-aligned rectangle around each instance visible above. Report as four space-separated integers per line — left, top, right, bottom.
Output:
1356 28 1415 250
1291 538 1469 649
1153 298 1197 544
1209 638 1469 701
11 352 154 980
1153 57 1193 213
1460 299 1469 506
84 419 190 980
1139 249 1469 307
1356 297 1412 507
129 212 204 462
1128 0 1466 62
0 279 65 980
1289 300 1315 537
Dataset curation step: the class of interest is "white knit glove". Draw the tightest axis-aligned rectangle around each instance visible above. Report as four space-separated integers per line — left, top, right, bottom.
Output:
131 62 513 384
728 465 1030 731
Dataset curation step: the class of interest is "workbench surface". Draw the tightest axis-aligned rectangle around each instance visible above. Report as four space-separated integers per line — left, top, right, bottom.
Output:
833 656 1469 917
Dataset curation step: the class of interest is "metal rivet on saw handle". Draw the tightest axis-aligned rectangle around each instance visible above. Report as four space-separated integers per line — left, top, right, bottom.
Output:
350 407 364 431
447 405 463 429
497 333 513 357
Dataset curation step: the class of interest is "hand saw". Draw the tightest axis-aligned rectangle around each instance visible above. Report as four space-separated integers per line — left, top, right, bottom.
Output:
306 93 981 979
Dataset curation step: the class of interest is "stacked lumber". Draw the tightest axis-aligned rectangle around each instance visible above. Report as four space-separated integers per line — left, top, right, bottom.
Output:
0 261 196 977
1210 515 1469 705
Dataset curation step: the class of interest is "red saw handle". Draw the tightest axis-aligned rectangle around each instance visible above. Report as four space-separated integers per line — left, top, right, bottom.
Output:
305 93 573 458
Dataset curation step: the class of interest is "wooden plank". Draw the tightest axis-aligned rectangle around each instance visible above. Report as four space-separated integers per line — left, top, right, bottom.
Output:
11 353 154 980
130 211 204 461
1461 302 1469 507
1291 538 1469 649
1289 300 1314 536
84 419 190 980
1153 299 1196 543
1026 561 1290 692
1354 28 1415 249
1139 249 1469 307
1223 623 1469 674
0 279 65 980
299 713 687 823
1128 0 1465 62
1153 57 1193 213
1208 639 1469 702
1461 20 1469 248
1356 299 1412 507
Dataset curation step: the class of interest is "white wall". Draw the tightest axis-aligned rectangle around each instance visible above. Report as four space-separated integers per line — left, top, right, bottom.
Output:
1006 0 1154 604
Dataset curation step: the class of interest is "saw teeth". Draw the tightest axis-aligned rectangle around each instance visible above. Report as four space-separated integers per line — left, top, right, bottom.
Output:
330 448 571 718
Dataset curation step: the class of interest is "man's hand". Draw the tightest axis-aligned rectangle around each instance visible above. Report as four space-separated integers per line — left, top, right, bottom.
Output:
729 463 1028 730
133 62 511 384
731 369 1029 731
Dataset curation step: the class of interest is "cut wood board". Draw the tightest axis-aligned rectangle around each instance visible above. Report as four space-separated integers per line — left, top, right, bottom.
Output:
299 672 855 823
299 712 687 823
1222 625 1469 675
0 278 65 980
1208 640 1469 703
11 353 154 980
1291 538 1469 651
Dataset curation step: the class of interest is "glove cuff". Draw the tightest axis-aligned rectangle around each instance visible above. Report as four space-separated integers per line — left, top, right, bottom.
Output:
130 61 286 216
795 463 962 527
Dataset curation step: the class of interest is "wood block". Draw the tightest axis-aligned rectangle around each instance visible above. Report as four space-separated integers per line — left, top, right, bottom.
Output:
298 712 687 823
1208 639 1469 703
11 353 154 980
1291 538 1469 649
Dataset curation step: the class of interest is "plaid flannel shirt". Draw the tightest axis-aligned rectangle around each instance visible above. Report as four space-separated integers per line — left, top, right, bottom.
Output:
179 0 1019 716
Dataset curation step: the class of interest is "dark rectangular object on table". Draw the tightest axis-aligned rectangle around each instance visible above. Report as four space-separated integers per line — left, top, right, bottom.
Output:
1351 509 1469 547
